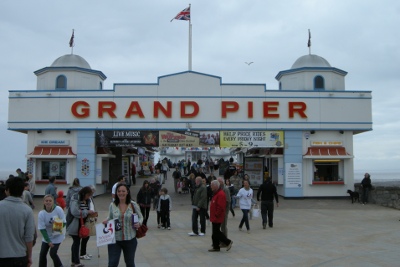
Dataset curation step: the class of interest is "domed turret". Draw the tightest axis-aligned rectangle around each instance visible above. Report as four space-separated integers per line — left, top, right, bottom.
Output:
275 53 347 91
51 54 91 69
291 54 331 69
34 53 106 90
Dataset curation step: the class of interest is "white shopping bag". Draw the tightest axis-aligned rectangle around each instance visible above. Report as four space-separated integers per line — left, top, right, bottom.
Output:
96 220 116 247
252 205 260 218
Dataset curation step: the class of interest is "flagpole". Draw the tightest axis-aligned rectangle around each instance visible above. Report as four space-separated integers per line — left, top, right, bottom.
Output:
188 4 192 71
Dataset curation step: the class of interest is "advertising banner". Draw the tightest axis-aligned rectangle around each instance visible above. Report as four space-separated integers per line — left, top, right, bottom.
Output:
220 131 284 147
159 131 200 147
96 130 159 147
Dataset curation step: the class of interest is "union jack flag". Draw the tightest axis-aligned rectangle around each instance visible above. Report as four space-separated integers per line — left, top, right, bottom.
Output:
170 6 190 22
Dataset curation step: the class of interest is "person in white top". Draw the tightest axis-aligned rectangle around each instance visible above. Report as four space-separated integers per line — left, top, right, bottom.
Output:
111 175 126 201
38 194 66 267
236 180 253 233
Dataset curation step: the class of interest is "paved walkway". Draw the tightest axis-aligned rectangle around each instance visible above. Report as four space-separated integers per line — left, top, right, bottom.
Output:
31 171 400 267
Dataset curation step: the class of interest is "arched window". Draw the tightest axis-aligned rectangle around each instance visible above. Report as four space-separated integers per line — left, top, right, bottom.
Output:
314 75 324 90
99 81 103 90
56 75 67 90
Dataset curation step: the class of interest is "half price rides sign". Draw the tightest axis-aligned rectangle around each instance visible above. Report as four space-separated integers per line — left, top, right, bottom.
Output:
220 131 284 147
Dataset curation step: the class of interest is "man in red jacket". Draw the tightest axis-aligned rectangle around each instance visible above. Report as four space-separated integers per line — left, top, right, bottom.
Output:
209 180 233 252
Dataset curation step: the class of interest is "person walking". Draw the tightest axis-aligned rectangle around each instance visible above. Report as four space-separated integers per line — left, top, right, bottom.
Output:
0 177 36 266
66 178 82 210
225 179 235 217
361 173 372 204
208 180 233 252
136 180 153 226
79 185 98 261
257 177 279 229
188 177 208 236
218 177 231 238
105 183 143 267
236 180 253 233
172 166 182 193
38 194 66 267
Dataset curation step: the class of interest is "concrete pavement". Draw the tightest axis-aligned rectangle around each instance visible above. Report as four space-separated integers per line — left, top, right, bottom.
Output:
31 171 400 267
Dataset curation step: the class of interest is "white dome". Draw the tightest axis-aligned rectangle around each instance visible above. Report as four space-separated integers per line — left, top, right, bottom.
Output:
291 54 331 69
51 54 91 69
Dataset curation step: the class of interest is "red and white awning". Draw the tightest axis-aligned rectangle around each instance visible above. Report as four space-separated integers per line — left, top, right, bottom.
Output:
28 146 76 158
303 147 353 159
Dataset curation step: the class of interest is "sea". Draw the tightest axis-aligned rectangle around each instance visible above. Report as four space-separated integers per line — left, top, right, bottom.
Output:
1 170 399 182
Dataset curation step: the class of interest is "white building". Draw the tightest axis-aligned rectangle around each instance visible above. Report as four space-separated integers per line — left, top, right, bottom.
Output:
8 51 372 197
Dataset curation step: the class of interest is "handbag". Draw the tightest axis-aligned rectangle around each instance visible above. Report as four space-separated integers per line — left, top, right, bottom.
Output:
84 216 97 236
79 211 90 239
130 203 148 238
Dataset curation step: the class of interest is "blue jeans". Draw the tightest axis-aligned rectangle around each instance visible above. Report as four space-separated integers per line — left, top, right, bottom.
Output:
239 209 250 230
39 241 62 267
108 238 137 267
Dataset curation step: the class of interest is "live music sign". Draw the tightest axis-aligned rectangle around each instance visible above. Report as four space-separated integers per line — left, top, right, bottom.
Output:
71 100 308 119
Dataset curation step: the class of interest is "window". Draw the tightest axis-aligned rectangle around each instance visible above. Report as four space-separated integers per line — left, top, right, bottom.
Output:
56 75 67 90
314 75 324 90
313 160 342 182
41 160 66 180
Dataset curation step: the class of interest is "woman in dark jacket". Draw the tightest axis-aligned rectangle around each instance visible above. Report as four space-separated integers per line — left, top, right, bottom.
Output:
136 180 153 226
361 173 372 204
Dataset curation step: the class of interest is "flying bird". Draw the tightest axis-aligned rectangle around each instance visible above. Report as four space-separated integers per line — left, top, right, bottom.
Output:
245 62 254 65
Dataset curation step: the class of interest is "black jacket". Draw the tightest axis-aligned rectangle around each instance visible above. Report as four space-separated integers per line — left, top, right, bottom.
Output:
257 180 279 202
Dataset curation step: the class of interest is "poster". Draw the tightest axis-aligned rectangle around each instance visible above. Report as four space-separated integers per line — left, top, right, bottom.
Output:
49 162 60 176
199 131 220 146
159 131 200 147
96 220 115 247
243 157 264 187
220 131 284 147
96 130 159 147
285 163 302 188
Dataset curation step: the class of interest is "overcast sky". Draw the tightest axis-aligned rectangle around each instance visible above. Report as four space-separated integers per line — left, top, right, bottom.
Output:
1 1 399 174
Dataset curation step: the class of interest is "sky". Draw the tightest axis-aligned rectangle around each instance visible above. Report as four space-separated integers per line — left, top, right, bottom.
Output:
0 0 399 174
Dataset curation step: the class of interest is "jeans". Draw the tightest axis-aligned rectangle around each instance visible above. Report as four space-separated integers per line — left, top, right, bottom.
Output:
80 236 90 256
192 208 206 234
140 206 150 226
39 242 62 267
239 209 250 230
71 235 81 264
211 223 231 249
261 201 274 227
108 238 137 267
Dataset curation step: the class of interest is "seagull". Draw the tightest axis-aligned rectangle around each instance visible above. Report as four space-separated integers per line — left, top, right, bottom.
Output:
245 62 254 65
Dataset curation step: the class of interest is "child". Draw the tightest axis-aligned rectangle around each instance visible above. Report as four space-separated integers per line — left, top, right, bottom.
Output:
177 178 184 194
157 187 172 230
56 190 66 210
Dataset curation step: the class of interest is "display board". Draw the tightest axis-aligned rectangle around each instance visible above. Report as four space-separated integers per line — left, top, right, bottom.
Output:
243 157 265 187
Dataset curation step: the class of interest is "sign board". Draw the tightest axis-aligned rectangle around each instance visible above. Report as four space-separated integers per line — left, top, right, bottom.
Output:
96 130 159 147
38 140 70 146
285 163 302 188
311 141 343 146
220 131 284 147
159 131 200 147
243 157 265 187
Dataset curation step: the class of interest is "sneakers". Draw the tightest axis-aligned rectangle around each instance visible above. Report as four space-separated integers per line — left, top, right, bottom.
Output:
263 223 266 229
161 227 165 230
80 255 91 260
226 241 233 251
157 224 161 229
188 232 198 236
208 248 220 252
167 227 171 230
198 232 205 236
247 230 251 234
